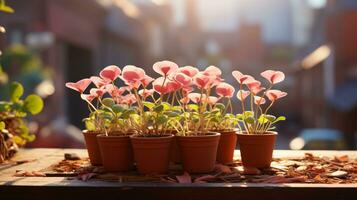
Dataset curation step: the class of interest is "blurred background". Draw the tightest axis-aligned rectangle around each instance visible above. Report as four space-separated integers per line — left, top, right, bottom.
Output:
0 0 356 150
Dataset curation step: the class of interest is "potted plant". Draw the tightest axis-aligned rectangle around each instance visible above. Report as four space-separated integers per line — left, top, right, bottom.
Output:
233 70 287 168
66 65 137 172
0 81 44 163
169 66 226 173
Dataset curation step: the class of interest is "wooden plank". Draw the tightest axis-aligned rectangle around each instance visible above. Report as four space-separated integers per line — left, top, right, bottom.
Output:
0 148 356 200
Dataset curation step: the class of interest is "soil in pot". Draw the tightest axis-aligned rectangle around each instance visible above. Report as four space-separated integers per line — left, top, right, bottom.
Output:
216 129 237 164
97 134 134 172
130 135 173 174
237 131 277 168
82 130 102 165
177 132 220 173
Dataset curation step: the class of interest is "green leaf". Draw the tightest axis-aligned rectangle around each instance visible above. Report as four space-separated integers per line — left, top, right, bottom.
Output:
214 103 225 111
265 114 276 122
9 82 24 102
245 116 255 124
243 111 254 118
258 115 269 124
143 101 155 110
0 1 14 13
112 104 124 113
164 111 180 118
23 94 44 115
0 121 5 130
187 104 198 111
161 102 171 111
156 115 168 125
122 109 136 119
102 98 115 107
236 114 243 120
273 116 286 123
153 104 164 112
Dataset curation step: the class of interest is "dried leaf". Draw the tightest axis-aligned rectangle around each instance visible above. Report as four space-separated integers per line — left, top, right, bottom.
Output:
194 175 216 183
78 173 96 181
333 155 349 163
214 164 232 173
327 171 348 178
176 172 192 183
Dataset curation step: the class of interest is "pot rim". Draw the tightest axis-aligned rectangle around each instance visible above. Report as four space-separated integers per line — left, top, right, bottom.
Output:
236 131 278 136
130 134 174 140
210 128 239 134
97 133 132 138
176 131 221 138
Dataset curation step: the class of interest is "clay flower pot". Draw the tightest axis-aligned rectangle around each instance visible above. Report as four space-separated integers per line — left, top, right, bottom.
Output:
97 134 134 172
82 130 102 165
130 135 173 174
177 132 220 173
216 129 238 164
237 131 277 168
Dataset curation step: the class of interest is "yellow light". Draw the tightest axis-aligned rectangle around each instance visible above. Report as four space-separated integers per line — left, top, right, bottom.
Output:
289 137 305 150
301 45 331 69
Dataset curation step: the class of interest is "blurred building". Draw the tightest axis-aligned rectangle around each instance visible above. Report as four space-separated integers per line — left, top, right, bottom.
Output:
291 0 357 149
0 0 173 147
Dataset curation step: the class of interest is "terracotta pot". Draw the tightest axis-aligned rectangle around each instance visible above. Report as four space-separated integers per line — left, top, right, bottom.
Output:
97 134 134 172
237 131 277 168
177 132 220 173
82 130 102 165
170 132 181 163
216 129 238 164
130 135 173 174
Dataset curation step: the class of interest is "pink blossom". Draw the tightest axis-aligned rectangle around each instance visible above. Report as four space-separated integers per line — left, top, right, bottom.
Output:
174 72 192 86
266 90 287 101
254 96 266 105
193 72 215 89
121 94 136 105
152 77 170 94
247 81 265 95
90 88 105 98
178 66 199 77
207 96 219 105
216 82 235 98
105 85 125 97
203 66 222 77
90 76 108 88
232 70 255 84
121 65 146 87
153 60 179 76
167 80 181 92
188 93 206 103
141 75 154 87
138 89 154 98
65 78 91 93
100 65 121 82
80 94 96 102
180 96 190 104
236 90 250 101
260 70 285 84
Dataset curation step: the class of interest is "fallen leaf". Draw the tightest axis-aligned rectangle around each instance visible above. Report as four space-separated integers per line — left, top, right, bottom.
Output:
235 166 261 175
327 171 348 178
334 155 349 163
194 175 216 183
64 153 81 160
214 164 232 173
176 172 192 183
78 173 96 181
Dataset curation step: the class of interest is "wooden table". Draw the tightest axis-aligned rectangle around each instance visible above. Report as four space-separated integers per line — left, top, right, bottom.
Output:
0 148 356 200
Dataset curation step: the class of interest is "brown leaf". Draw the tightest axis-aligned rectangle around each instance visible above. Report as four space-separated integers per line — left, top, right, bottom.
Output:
78 173 96 181
176 172 192 183
214 164 232 173
194 175 216 183
333 155 349 163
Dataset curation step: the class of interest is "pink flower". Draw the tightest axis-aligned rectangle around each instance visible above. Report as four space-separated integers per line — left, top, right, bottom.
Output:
236 90 250 101
121 94 136 105
193 72 215 89
232 70 255 84
105 85 125 97
254 96 266 105
80 94 96 102
141 75 154 87
138 89 154 98
180 97 190 104
216 82 235 98
90 88 105 98
260 70 285 84
188 93 206 103
99 65 121 82
121 65 146 86
247 81 265 95
207 96 219 105
153 60 179 76
167 80 181 92
266 90 287 101
90 76 108 88
178 66 199 77
174 72 192 86
152 77 170 94
65 78 91 93
203 65 222 77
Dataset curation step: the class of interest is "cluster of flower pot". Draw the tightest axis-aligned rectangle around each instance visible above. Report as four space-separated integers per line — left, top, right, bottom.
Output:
66 61 287 174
